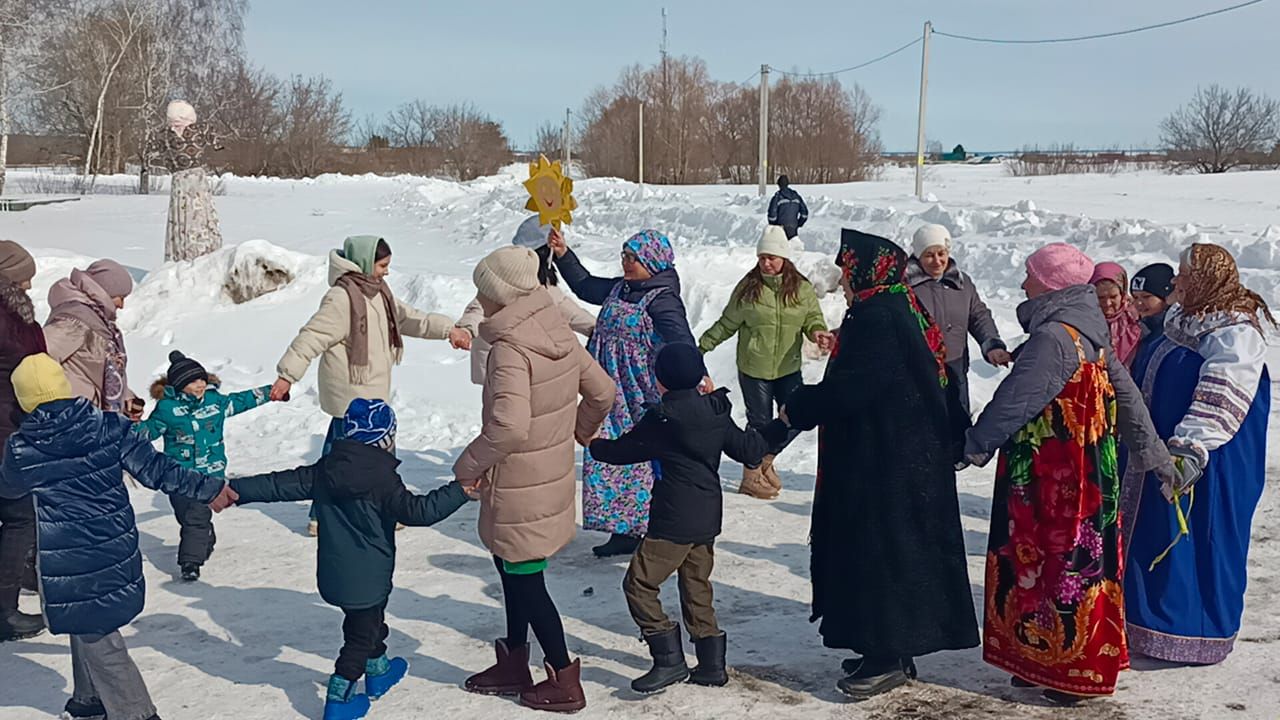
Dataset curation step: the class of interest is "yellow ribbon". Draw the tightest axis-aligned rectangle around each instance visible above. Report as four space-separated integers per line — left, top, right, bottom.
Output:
1148 458 1195 572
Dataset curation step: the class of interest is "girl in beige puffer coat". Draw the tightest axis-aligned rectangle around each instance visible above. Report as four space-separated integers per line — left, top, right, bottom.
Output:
457 246 614 714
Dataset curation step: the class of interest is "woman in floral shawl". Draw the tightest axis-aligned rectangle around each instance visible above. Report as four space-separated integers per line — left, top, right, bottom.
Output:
772 229 977 700
1123 242 1273 665
964 242 1173 705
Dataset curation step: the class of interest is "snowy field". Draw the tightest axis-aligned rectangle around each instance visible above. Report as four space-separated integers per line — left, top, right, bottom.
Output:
1 163 1278 719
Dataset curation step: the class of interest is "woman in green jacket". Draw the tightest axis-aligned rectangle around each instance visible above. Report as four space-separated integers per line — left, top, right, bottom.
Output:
699 226 832 499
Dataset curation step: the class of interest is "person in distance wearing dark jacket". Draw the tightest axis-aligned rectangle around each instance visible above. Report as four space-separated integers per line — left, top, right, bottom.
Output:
1 353 233 720
224 398 476 720
590 343 768 694
767 175 809 239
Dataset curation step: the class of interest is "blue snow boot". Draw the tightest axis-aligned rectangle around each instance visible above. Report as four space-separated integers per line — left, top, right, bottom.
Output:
323 674 370 720
364 655 409 700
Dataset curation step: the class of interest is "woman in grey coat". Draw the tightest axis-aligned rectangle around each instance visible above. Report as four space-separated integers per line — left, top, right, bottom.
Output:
907 224 1010 414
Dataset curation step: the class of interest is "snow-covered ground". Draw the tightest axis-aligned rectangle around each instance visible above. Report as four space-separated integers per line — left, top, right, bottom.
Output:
2 163 1277 719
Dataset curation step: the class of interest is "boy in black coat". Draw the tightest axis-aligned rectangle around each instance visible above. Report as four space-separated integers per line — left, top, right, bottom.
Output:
220 399 476 720
590 344 767 694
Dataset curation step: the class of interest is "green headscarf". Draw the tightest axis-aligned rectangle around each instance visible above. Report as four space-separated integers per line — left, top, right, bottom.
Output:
342 235 384 276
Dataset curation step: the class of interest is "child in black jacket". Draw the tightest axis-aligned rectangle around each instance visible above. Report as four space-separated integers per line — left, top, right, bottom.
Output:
589 343 767 694
220 399 476 720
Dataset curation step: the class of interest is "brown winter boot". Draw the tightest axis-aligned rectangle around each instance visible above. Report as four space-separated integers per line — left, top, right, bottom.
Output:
760 455 783 493
739 466 778 500
520 659 587 713
465 640 534 696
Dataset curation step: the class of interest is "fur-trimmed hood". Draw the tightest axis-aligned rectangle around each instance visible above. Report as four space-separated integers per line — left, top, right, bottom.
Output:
150 374 221 400
0 277 36 325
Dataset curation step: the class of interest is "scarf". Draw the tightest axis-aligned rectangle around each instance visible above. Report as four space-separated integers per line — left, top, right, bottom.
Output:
1177 243 1276 332
334 271 403 384
47 270 129 412
1090 262 1142 366
623 229 675 275
837 229 948 387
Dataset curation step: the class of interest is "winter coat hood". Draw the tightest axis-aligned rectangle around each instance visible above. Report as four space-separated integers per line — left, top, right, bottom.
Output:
478 288 575 363
323 440 401 501
48 270 117 329
1016 285 1110 351
456 287 596 385
15 396 108 457
328 249 364 286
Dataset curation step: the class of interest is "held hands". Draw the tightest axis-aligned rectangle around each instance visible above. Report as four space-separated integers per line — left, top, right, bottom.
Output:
209 484 240 513
547 227 568 258
457 477 484 500
270 378 292 402
812 331 837 354
126 398 145 421
986 348 1013 368
448 327 473 351
698 376 716 395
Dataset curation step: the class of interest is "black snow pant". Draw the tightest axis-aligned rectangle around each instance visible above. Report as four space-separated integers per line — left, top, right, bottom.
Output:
337 600 389 681
782 225 799 240
0 495 36 611
169 493 216 566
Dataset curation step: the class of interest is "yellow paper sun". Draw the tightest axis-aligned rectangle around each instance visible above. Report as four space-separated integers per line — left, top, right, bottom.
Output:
523 154 577 230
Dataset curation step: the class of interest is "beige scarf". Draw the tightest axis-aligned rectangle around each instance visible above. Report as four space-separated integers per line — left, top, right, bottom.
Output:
335 272 403 384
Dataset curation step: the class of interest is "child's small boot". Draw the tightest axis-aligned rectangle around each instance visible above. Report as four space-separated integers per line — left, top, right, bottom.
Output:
363 654 408 700
688 632 728 687
465 639 534 695
322 674 370 720
520 659 587 713
631 625 690 693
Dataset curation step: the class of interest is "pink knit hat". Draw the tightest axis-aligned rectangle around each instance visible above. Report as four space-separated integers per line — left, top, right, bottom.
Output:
85 259 133 298
1025 243 1095 292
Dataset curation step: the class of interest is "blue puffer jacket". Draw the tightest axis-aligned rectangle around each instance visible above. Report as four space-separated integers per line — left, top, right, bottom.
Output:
0 398 225 635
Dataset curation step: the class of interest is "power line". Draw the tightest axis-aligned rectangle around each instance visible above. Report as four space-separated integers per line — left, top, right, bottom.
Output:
934 0 1266 44
770 37 922 78
740 70 760 86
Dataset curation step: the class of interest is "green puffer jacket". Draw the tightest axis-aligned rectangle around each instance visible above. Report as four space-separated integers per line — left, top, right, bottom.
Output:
138 377 271 478
698 274 827 381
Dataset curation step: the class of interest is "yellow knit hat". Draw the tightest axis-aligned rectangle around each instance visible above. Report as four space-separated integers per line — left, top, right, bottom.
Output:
12 353 73 413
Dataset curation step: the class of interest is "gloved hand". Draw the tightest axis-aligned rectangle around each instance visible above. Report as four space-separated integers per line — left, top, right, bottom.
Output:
1161 451 1203 502
1153 456 1179 503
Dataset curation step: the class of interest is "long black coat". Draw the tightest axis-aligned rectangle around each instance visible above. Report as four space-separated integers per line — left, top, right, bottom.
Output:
782 292 979 658
0 279 46 455
590 388 766 545
231 441 469 610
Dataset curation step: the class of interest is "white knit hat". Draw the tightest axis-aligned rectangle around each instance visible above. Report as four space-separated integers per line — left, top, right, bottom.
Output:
473 246 540 307
758 225 792 260
912 224 951 257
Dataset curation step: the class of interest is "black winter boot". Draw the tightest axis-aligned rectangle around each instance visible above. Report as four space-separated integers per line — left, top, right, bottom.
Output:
631 626 690 693
592 533 640 558
0 609 45 642
836 656 912 700
688 633 727 687
180 563 200 582
62 697 106 719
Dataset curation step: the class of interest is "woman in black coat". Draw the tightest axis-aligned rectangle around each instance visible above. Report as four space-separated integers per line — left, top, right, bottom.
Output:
774 230 978 700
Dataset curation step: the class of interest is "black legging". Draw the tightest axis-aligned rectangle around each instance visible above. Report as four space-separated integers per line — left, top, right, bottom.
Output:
494 556 570 671
0 495 36 612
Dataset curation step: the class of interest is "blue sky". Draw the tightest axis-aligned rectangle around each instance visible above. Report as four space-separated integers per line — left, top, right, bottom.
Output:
245 1 1280 152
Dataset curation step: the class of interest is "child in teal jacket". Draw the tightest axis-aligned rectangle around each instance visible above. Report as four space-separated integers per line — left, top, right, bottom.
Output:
138 350 278 581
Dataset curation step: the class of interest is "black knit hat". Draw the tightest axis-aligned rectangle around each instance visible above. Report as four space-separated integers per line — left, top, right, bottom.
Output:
777 174 790 189
167 351 208 391
655 344 706 392
1131 263 1175 300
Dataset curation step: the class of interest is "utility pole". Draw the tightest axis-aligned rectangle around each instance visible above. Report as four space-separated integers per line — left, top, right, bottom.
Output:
914 21 933 201
563 108 571 171
638 102 645 190
757 64 770 197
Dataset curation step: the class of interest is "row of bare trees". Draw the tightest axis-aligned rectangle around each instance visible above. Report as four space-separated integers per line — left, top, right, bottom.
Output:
568 56 882 185
355 101 512 181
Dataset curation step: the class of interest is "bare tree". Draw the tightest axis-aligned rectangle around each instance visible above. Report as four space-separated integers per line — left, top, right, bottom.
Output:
430 103 511 181
77 0 151 177
0 0 74 194
1161 84 1280 173
276 74 349 177
532 120 562 159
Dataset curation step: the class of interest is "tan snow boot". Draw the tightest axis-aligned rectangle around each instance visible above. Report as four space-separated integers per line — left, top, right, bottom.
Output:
761 455 783 493
739 465 778 500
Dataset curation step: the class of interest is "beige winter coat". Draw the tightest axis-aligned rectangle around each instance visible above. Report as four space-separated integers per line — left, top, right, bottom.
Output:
453 288 615 562
277 251 454 417
455 285 596 385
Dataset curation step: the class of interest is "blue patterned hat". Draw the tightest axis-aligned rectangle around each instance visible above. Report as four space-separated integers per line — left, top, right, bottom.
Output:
342 399 397 451
623 230 675 275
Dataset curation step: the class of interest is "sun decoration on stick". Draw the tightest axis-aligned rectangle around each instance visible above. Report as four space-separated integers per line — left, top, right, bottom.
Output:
524 154 577 230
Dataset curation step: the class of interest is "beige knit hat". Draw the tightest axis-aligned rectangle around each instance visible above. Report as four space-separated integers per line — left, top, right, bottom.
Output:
758 225 792 260
473 246 541 307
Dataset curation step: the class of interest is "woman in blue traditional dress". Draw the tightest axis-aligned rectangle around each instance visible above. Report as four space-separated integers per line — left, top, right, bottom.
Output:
1122 242 1274 664
550 228 697 558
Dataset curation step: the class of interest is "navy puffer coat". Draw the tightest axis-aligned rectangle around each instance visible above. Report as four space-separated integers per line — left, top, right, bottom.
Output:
0 398 224 635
